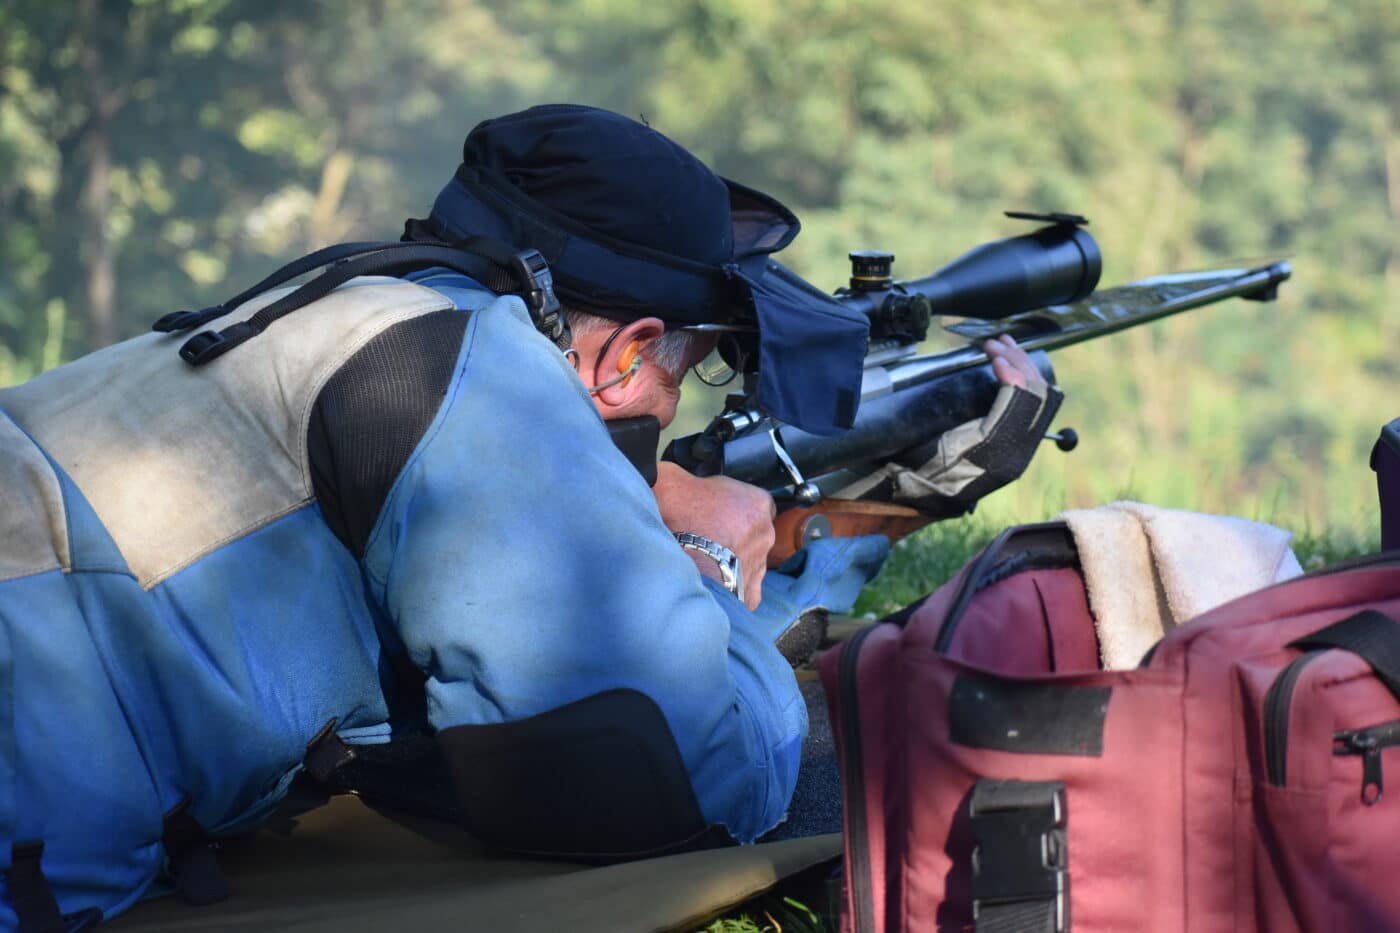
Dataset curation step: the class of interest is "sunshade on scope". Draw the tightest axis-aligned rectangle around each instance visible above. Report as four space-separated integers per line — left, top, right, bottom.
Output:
714 212 1102 378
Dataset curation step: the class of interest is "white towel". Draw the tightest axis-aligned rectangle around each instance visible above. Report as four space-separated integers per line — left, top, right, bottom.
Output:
1058 501 1303 670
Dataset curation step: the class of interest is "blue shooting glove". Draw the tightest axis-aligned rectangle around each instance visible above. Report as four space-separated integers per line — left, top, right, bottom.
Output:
754 534 891 665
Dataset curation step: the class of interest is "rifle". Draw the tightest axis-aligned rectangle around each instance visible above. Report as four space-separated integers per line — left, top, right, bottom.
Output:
618 212 1292 564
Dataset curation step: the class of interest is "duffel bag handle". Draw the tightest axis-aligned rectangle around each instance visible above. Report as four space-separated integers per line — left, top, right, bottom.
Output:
935 522 1079 653
1291 610 1400 703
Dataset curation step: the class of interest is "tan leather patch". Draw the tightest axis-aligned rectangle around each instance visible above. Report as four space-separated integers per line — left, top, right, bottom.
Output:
0 278 455 589
0 413 70 581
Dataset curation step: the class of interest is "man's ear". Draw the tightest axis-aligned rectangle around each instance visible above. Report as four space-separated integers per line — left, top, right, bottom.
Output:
593 317 665 408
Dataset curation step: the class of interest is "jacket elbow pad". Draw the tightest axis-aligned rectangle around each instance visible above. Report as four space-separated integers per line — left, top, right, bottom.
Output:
437 689 737 862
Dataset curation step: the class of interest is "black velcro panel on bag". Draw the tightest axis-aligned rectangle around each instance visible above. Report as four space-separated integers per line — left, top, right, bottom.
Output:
950 673 1110 756
307 311 469 557
438 689 736 863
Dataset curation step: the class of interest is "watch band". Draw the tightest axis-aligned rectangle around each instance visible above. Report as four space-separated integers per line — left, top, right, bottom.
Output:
674 532 744 598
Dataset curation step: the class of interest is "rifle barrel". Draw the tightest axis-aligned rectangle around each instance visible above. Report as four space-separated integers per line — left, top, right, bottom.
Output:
887 261 1292 393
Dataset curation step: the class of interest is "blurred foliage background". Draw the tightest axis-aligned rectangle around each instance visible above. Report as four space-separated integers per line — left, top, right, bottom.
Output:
1 0 1395 547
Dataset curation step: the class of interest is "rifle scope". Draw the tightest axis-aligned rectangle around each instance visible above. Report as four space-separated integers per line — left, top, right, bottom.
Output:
839 215 1102 336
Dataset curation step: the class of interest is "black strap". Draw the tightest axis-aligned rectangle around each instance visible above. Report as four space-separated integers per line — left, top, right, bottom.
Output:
302 718 357 782
63 909 102 932
1291 610 1400 702
161 800 228 906
934 522 1079 654
969 780 1069 933
405 217 571 352
5 842 64 933
174 238 566 366
178 244 490 365
977 899 1062 933
152 240 407 334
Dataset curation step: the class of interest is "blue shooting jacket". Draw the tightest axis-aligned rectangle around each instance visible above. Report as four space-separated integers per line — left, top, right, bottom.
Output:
0 274 811 926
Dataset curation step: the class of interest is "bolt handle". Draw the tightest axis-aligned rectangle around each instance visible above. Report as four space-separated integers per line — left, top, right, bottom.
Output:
1044 427 1079 452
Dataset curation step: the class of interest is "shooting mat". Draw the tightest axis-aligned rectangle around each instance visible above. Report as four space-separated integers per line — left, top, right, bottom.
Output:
106 791 840 933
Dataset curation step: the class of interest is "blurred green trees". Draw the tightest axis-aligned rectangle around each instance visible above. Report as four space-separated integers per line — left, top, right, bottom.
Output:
0 0 1395 536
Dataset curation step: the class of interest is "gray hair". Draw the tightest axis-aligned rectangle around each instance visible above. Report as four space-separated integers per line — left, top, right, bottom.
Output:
563 307 696 383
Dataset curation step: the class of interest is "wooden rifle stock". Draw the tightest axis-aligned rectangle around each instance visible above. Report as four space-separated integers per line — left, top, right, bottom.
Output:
767 499 929 567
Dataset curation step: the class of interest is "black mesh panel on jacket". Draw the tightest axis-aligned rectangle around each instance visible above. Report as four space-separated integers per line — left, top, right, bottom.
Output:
307 310 469 557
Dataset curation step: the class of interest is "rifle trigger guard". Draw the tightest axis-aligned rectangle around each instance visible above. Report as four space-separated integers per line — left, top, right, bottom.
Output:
769 427 821 506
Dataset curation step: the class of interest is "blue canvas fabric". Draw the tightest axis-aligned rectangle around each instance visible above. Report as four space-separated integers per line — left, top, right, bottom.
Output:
753 535 891 641
741 262 871 437
0 420 398 928
0 273 884 928
356 286 811 839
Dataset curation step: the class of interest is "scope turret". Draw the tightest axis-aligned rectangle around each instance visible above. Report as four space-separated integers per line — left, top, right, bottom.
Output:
849 250 895 292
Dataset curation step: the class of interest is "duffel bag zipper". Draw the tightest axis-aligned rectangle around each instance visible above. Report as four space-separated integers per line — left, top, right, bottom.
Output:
1334 720 1400 805
839 623 879 933
1247 555 1400 786
1264 650 1326 786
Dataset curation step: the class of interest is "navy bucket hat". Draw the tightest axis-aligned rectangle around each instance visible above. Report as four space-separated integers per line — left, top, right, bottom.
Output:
423 104 868 434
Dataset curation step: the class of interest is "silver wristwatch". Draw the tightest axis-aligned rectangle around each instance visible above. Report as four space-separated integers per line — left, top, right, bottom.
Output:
674 532 744 598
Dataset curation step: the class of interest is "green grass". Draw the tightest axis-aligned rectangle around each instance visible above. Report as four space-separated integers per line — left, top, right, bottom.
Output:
852 515 999 617
690 863 837 933
1289 525 1380 572
693 896 828 933
854 509 1378 616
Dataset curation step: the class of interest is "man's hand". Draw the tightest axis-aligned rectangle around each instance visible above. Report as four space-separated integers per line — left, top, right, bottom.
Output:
983 334 1044 389
653 462 775 609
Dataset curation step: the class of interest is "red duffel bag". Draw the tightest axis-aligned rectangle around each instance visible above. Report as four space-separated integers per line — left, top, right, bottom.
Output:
820 521 1400 932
